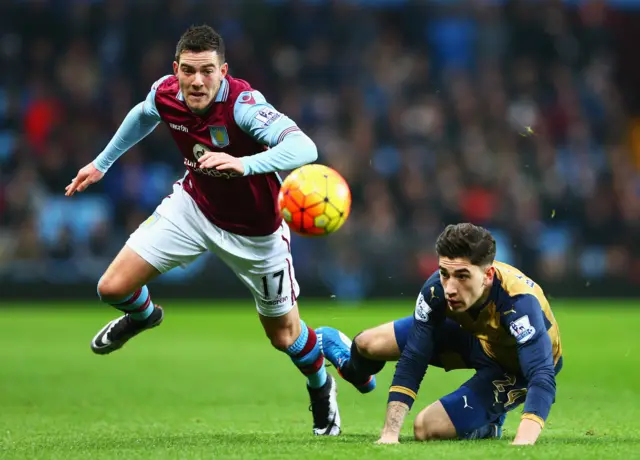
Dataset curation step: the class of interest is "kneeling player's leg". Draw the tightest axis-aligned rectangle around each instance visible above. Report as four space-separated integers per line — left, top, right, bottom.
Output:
414 367 520 441
213 223 339 436
318 317 411 393
414 391 502 441
356 318 408 360
413 325 511 441
413 400 458 441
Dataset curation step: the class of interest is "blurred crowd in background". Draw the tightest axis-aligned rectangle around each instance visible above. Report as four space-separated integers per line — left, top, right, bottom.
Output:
1 0 639 299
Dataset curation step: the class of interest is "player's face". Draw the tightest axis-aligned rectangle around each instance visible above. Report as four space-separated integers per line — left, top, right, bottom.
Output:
173 51 228 113
438 257 495 312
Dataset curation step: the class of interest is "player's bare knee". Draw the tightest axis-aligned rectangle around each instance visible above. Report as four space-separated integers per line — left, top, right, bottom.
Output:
352 330 370 357
354 329 382 359
413 416 446 441
413 403 456 441
96 275 133 302
413 415 428 441
264 321 298 351
260 308 300 351
268 331 295 351
414 419 438 441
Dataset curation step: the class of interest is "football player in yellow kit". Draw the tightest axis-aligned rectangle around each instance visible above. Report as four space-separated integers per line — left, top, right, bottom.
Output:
317 223 563 445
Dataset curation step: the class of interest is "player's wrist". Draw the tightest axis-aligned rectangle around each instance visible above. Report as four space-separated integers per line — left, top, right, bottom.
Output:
388 385 416 408
239 157 251 176
512 417 543 445
92 159 108 174
521 413 545 429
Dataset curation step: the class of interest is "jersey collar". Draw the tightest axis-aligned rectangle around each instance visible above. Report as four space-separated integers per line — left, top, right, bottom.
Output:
214 78 229 102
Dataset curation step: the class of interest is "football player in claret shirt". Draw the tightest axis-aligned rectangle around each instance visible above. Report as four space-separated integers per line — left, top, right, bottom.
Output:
317 223 563 445
65 25 340 436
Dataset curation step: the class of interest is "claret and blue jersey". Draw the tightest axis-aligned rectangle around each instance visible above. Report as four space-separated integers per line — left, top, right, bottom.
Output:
92 73 318 236
389 261 563 432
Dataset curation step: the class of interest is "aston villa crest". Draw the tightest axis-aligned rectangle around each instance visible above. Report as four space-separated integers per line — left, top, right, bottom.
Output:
209 126 230 148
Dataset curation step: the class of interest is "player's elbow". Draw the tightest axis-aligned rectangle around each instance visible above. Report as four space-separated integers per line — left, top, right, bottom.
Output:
295 133 318 164
304 137 318 164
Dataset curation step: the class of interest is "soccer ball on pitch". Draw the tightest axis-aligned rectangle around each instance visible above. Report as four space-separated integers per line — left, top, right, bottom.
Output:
278 164 351 236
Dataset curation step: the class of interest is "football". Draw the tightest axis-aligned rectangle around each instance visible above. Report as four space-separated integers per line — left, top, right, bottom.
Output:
278 164 351 236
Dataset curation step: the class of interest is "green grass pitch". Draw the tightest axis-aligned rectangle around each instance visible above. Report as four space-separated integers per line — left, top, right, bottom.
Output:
0 300 638 459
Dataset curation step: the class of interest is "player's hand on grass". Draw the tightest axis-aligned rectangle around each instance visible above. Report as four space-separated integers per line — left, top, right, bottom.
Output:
375 402 407 445
197 151 245 175
375 436 400 445
512 438 535 446
65 162 105 196
511 417 542 445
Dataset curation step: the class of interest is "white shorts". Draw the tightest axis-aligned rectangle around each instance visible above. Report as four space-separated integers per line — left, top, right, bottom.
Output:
126 180 300 317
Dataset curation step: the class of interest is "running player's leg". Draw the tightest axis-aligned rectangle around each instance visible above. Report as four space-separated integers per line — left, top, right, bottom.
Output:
91 182 207 354
97 244 160 317
91 244 163 354
209 222 339 436
259 304 339 436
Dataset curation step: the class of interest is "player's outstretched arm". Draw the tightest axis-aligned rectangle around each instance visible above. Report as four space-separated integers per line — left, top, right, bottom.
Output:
503 295 557 445
377 402 410 444
66 77 165 196
379 296 436 443
203 90 318 176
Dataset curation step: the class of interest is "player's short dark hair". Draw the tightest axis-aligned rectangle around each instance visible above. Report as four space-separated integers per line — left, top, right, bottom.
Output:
175 25 225 62
435 223 496 267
